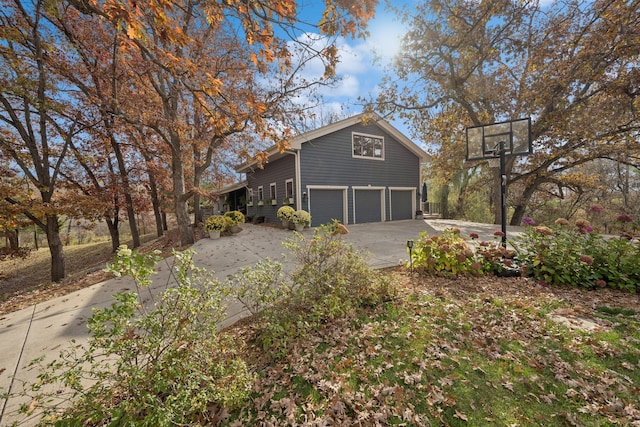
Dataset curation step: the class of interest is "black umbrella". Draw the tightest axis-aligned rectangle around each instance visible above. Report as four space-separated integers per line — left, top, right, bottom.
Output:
421 182 427 202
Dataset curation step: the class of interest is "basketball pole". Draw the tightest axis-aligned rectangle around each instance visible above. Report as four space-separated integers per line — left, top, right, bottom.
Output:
499 141 507 247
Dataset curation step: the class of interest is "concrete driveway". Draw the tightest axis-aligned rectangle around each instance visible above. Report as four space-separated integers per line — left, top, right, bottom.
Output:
0 219 517 426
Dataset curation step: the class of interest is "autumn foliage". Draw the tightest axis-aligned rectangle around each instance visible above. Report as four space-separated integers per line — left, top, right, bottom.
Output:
1 0 376 282
372 0 640 225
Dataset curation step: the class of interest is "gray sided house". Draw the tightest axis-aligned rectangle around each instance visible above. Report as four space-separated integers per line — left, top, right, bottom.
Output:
231 112 429 227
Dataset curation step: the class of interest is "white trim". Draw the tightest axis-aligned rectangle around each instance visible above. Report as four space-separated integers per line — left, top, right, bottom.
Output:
257 185 264 203
247 188 254 207
352 186 386 223
214 180 247 195
294 152 302 211
388 187 417 221
269 182 277 204
284 177 295 206
235 112 429 173
307 185 349 225
351 132 385 161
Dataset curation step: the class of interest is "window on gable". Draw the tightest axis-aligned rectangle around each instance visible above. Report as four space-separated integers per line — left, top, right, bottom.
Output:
353 133 384 159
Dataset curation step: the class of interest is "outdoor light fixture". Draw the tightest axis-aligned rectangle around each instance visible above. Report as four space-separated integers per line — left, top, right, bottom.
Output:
406 239 414 277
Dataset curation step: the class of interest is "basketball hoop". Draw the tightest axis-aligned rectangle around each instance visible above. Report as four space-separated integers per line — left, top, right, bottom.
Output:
465 118 532 162
465 118 532 246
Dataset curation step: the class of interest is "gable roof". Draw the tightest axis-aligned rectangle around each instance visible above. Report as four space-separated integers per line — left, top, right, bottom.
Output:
236 112 429 173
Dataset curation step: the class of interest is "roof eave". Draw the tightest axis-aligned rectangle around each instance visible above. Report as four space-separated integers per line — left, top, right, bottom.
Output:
235 112 430 171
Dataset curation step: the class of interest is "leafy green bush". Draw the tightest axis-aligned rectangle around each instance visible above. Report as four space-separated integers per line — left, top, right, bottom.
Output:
514 220 640 291
229 258 293 316
224 210 245 226
205 214 231 231
409 228 482 276
590 236 640 291
19 247 252 426
407 221 639 291
474 241 517 275
234 223 394 356
515 222 599 288
276 205 295 221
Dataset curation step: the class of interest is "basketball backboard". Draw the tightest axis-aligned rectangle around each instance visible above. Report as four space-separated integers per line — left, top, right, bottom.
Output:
466 118 531 161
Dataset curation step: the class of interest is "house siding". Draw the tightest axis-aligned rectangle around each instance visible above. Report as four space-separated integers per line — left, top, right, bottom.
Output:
299 122 420 223
246 155 295 223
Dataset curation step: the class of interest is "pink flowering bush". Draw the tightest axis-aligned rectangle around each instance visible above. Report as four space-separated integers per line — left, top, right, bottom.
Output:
407 219 640 291
409 229 481 277
408 228 515 277
515 218 640 291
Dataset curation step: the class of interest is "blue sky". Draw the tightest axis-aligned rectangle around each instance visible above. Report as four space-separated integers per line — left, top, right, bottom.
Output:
291 0 415 136
291 0 556 141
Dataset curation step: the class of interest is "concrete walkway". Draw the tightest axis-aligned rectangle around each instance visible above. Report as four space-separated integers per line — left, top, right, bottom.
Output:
0 219 519 426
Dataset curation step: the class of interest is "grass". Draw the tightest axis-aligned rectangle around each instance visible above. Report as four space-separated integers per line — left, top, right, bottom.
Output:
224 271 640 426
0 233 161 312
3 234 639 425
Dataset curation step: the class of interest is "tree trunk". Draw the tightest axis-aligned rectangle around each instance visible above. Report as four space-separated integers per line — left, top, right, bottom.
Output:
111 136 140 248
193 193 202 225
7 229 19 250
143 152 164 237
510 181 539 226
151 195 163 237
171 143 194 246
33 225 39 251
105 216 120 253
46 214 65 282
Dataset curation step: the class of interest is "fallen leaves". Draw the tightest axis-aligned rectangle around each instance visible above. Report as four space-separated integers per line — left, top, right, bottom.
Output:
223 268 640 425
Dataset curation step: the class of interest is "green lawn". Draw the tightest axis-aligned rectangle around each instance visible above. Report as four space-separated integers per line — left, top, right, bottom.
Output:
224 271 640 426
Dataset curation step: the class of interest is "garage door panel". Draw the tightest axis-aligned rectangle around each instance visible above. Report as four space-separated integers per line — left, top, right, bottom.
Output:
355 190 382 223
391 190 412 220
309 189 344 227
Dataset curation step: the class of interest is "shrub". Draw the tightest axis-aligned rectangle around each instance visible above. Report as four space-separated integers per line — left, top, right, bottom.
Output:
225 210 245 226
234 222 394 356
276 205 295 221
405 219 639 291
514 223 599 287
514 220 640 291
474 243 517 275
229 258 293 316
204 214 230 231
409 228 481 276
18 247 252 425
291 209 311 225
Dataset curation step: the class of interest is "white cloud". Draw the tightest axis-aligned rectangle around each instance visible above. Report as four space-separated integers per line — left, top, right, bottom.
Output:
333 37 369 75
280 6 408 117
318 74 360 97
360 13 406 64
